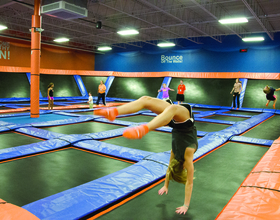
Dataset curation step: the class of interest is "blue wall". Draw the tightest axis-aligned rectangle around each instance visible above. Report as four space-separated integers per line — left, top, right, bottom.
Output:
95 33 280 73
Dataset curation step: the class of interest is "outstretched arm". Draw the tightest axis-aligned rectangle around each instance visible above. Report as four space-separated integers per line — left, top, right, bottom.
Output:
275 88 280 92
158 151 174 195
176 148 195 215
170 89 175 91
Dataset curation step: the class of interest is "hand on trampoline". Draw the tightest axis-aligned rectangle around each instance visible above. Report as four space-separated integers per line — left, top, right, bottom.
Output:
158 186 168 195
175 205 188 215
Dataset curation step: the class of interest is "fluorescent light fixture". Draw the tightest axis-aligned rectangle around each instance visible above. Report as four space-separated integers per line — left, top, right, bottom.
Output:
157 42 175 47
0 25 8 30
242 37 264 42
97 46 112 51
219 17 248 24
53 38 69 42
117 30 139 35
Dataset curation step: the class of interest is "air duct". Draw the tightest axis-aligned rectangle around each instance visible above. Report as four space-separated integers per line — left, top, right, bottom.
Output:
41 0 88 20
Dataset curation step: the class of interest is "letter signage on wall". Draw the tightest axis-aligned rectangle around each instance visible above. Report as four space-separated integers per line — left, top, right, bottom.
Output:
161 55 183 63
0 41 10 60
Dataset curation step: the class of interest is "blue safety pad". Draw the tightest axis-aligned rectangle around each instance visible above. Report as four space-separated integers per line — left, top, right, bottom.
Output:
74 75 87 97
0 122 31 131
85 127 127 140
52 111 84 117
93 117 137 127
31 116 93 127
74 140 151 162
193 133 229 159
16 127 63 140
194 109 229 118
0 97 30 102
52 134 93 144
230 136 273 146
26 73 43 98
195 118 236 125
53 102 70 106
276 110 280 115
143 152 170 166
108 97 135 102
262 109 277 113
23 159 167 220
237 107 263 112
0 139 69 161
0 112 31 118
141 112 157 117
222 113 273 135
4 104 23 109
0 126 11 132
193 104 223 109
0 114 77 125
215 113 252 118
105 76 115 96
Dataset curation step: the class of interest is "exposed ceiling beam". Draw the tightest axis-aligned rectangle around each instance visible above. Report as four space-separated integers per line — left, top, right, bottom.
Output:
241 0 274 40
99 0 202 44
136 0 222 43
190 0 247 39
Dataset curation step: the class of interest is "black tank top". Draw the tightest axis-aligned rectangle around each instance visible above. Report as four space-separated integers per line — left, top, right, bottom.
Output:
49 89 54 97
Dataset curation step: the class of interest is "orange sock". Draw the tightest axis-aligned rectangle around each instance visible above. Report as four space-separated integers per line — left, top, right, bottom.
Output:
273 104 276 109
94 107 118 121
123 124 149 139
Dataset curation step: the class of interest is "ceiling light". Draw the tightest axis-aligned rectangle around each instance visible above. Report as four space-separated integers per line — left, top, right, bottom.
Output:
242 37 264 42
157 42 175 47
219 18 248 24
97 46 112 51
0 25 8 31
53 38 69 42
117 30 139 35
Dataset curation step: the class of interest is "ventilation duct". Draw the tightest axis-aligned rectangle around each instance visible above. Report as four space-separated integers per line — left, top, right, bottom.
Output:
41 0 88 20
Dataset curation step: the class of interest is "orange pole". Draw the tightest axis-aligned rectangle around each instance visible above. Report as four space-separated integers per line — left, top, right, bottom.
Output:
30 0 41 118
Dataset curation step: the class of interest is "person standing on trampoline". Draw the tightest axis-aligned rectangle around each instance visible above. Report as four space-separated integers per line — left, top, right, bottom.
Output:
47 83 54 110
94 96 198 215
87 92 93 109
176 80 186 104
158 83 174 101
230 78 242 109
263 85 280 109
96 80 106 106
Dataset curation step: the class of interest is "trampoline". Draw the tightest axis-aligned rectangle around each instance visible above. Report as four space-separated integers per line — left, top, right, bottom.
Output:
0 76 280 220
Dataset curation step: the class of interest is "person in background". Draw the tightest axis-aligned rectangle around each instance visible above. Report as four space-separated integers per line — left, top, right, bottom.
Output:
263 85 280 109
230 78 242 110
176 80 186 104
47 83 54 110
158 83 174 101
96 80 106 106
87 92 93 109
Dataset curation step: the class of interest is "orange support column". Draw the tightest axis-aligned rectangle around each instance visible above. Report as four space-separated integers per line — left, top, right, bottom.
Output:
30 0 42 118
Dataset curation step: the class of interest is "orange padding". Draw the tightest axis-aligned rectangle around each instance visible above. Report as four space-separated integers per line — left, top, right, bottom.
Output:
0 201 40 220
216 137 280 220
0 66 280 79
0 108 29 114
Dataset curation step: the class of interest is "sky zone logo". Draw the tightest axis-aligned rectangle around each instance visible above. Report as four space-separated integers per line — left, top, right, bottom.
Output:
161 55 183 63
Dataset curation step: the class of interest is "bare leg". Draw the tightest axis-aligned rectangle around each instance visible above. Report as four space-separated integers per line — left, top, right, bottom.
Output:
117 96 170 115
273 95 277 109
48 98 50 110
266 100 270 107
50 100 54 110
146 104 190 130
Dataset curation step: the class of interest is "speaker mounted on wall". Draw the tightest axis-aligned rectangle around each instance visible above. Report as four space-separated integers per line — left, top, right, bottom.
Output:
96 21 102 29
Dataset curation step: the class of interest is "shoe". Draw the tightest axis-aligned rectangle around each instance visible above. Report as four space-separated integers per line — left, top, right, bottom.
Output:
236 108 239 110
94 107 118 121
266 103 269 107
123 124 149 139
273 104 276 109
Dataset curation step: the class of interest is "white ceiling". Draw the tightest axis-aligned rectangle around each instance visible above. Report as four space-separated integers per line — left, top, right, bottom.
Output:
0 0 279 52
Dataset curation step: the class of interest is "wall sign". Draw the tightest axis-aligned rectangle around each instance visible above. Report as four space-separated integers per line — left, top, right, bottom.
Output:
161 55 183 63
0 41 10 60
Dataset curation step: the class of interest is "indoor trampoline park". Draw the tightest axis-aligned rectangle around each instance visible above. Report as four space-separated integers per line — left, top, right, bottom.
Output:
1 1 280 220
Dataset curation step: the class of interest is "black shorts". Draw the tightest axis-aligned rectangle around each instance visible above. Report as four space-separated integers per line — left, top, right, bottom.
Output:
267 95 276 101
176 94 184 101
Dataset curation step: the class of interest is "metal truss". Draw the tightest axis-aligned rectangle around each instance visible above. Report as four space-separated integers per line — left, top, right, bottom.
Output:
241 0 274 40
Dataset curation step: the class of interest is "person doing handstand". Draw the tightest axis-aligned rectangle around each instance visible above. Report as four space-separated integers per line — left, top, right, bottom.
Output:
94 96 198 215
263 85 280 109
